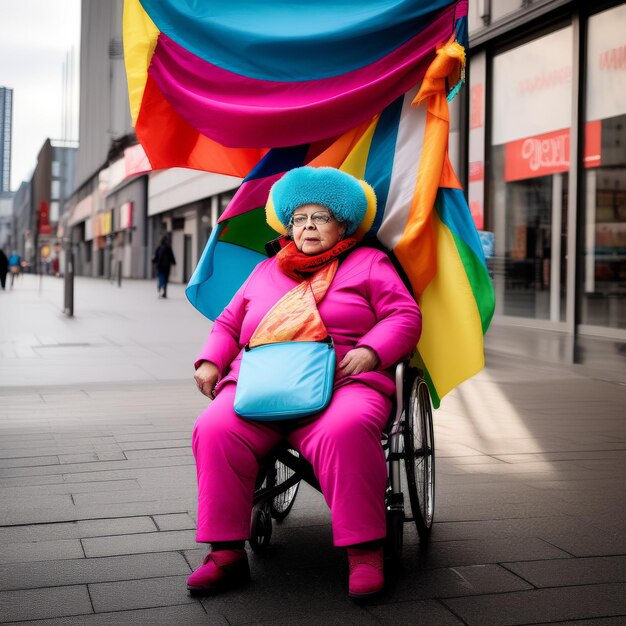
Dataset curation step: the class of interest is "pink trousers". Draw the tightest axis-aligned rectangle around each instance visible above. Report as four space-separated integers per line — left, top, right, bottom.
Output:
192 382 392 547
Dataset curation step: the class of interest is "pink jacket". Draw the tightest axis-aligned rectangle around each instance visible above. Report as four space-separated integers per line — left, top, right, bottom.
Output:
196 247 422 398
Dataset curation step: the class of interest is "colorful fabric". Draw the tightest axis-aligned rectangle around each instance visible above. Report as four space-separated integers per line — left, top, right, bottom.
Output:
248 261 337 349
124 0 494 406
125 0 461 153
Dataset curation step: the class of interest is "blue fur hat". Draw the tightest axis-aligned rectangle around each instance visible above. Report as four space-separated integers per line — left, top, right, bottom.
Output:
268 167 369 236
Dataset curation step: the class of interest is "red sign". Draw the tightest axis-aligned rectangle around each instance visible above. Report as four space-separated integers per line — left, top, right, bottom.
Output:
469 161 484 182
470 84 484 129
39 201 52 235
504 121 602 182
469 202 483 230
600 45 626 71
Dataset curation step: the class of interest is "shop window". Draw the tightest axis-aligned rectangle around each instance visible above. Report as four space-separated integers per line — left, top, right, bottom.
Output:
50 201 60 223
581 5 626 331
490 26 573 321
51 180 60 201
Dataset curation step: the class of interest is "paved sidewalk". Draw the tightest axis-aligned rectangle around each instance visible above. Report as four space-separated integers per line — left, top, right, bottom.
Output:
0 275 625 624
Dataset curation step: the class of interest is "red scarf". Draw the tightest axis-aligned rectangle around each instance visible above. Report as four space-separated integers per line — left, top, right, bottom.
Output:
276 238 357 281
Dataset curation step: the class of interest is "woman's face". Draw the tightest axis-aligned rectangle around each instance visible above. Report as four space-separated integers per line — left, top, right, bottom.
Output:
290 204 347 255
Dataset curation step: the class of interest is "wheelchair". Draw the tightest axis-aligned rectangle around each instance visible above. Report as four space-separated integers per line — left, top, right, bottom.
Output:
249 361 435 560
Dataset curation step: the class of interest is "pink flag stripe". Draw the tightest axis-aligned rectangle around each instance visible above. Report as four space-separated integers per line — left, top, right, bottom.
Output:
219 172 284 223
148 3 458 148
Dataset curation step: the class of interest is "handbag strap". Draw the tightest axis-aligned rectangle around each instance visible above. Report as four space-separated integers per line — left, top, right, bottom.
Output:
248 260 338 348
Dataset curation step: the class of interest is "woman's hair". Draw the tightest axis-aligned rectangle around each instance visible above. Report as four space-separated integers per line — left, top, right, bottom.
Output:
266 167 376 237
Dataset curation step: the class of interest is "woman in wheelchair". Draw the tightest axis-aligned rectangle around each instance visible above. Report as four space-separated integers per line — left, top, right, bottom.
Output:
190 167 421 598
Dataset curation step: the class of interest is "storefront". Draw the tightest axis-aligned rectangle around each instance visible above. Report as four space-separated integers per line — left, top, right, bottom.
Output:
147 168 241 284
466 0 625 371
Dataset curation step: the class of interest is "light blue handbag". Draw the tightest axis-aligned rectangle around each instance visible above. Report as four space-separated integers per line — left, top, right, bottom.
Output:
234 337 336 420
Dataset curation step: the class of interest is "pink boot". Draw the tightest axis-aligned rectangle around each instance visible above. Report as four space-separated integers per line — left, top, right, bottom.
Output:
187 549 250 593
347 546 384 599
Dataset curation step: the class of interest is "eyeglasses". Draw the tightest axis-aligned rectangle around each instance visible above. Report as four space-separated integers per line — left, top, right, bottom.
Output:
290 212 334 227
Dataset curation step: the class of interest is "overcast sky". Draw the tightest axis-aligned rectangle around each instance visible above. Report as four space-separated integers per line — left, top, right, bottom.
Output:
0 0 81 191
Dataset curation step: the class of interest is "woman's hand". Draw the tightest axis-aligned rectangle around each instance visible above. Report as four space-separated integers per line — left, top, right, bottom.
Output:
194 361 220 398
339 347 379 376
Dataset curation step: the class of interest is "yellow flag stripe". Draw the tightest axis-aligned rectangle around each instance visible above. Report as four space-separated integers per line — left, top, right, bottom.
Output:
417 214 485 400
123 0 160 125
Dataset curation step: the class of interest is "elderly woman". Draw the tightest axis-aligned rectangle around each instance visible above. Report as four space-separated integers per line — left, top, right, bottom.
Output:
189 167 421 598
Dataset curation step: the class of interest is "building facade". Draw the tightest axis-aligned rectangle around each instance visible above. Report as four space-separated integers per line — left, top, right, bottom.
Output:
12 180 32 264
0 87 13 193
31 140 77 273
463 0 626 372
0 192 15 251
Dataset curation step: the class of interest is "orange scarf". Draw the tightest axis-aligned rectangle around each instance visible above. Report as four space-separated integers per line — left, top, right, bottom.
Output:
248 239 356 348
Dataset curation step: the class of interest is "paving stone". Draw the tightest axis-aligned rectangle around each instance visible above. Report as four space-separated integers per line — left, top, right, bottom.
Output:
116 439 191 451
537 528 626 557
366 600 464 625
254 607 380 625
0 517 156 544
153 513 196 531
0 455 59 469
0 538 84 564
410 537 572 569
0 455 193 480
88 575 194 612
0 444 104 459
82 529 198 557
2 604 220 626
0 585 92 622
113 430 192 442
124 448 193 459
443 583 626 625
199 567 350 624
77 516 158 538
429 516 596 543
0 474 65 488
0 498 197 526
0 478 140 497
533 615 626 626
384 562 533 601
503 555 626 587
0 551 190 591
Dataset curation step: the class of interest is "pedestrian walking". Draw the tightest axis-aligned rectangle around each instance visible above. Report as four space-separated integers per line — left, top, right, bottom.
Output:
8 251 21 289
189 167 421 598
0 248 8 290
152 234 176 298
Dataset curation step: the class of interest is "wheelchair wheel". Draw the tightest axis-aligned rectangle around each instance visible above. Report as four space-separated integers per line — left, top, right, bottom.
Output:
269 455 300 522
249 502 272 552
404 376 435 541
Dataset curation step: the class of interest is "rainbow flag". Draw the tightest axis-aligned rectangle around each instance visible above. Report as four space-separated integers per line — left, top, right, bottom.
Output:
123 0 494 406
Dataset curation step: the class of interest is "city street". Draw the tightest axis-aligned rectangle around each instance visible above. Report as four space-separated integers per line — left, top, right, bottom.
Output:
0 274 625 625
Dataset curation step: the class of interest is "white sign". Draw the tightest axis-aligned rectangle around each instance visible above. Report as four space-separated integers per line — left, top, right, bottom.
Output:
586 4 626 122
492 27 573 145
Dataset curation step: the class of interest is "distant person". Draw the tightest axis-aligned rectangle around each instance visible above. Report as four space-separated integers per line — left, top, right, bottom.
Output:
8 251 21 288
0 249 8 290
152 234 176 298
